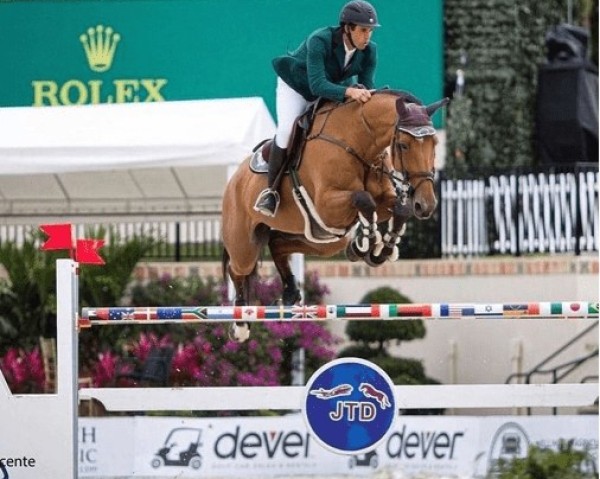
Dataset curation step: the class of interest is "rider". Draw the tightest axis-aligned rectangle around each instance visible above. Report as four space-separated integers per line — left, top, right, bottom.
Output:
254 0 381 217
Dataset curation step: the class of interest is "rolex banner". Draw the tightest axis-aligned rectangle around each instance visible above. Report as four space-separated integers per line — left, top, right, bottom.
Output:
0 0 443 121
75 415 598 478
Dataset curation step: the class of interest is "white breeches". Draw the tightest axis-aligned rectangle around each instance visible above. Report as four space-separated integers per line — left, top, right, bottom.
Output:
275 76 309 149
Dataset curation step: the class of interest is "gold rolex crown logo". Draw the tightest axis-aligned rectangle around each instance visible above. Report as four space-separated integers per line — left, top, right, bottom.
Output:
80 25 120 72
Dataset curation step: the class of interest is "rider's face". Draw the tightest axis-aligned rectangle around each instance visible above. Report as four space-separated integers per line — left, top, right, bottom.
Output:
348 25 374 50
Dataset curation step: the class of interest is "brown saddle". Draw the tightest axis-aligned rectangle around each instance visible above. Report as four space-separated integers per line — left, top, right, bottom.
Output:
250 97 325 171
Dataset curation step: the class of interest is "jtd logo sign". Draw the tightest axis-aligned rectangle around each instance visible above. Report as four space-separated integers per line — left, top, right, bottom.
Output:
303 358 397 454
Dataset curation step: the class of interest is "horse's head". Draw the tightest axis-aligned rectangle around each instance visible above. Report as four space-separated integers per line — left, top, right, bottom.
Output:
390 97 448 219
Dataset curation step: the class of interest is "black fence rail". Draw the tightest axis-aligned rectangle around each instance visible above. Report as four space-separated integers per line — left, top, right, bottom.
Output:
0 165 597 261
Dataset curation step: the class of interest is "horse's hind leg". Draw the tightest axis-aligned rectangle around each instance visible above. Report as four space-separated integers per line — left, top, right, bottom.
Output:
226 269 252 343
223 228 267 343
269 236 302 305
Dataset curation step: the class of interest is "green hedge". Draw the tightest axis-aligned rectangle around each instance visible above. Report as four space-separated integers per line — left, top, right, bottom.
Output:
444 0 583 175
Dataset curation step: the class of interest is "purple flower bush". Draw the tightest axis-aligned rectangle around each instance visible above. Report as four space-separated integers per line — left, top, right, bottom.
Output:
90 322 338 389
88 270 339 390
0 347 45 393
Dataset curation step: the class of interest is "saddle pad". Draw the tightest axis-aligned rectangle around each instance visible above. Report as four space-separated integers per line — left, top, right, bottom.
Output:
292 184 349 243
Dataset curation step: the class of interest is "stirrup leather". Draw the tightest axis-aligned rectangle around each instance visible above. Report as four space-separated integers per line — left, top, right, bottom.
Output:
253 188 281 217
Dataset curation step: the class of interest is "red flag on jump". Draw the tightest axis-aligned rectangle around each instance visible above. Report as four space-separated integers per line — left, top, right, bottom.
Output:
75 239 105 265
40 224 73 251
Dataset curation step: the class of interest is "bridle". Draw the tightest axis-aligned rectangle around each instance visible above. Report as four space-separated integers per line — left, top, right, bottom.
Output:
306 97 436 198
389 125 436 206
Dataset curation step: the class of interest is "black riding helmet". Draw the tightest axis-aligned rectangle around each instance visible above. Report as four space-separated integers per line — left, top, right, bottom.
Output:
339 1 381 28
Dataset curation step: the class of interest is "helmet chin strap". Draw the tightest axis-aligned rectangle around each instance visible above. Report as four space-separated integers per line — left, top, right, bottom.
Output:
344 25 357 49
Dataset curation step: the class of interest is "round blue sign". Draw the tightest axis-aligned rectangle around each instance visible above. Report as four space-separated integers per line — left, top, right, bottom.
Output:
303 358 396 454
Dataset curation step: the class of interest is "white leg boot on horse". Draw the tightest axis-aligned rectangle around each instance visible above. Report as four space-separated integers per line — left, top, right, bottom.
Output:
367 198 412 265
254 143 287 217
229 322 251 343
345 191 384 263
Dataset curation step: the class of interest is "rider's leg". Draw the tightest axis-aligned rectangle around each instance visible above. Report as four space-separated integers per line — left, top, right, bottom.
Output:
254 142 287 216
254 77 306 217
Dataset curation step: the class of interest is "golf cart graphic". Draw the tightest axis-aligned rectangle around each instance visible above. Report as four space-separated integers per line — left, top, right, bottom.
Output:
480 422 530 477
151 427 202 469
349 450 379 469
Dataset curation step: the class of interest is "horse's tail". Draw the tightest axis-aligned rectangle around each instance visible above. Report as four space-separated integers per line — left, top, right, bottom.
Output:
221 246 230 283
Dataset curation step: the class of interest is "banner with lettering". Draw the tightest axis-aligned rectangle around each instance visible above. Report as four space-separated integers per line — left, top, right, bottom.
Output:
0 0 443 123
77 415 598 478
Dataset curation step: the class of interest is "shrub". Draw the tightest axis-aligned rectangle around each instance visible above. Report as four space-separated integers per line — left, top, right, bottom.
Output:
493 439 598 479
344 286 425 354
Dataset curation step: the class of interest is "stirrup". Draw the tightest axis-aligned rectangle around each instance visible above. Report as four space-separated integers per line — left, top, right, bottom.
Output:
253 188 280 217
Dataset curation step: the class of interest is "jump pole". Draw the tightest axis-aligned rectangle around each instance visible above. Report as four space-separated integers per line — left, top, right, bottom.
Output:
77 264 599 412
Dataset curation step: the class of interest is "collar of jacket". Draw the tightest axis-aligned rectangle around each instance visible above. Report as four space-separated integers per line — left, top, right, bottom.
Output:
332 27 349 72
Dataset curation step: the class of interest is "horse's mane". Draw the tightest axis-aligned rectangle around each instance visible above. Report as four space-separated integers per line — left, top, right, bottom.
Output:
372 88 423 105
314 88 425 119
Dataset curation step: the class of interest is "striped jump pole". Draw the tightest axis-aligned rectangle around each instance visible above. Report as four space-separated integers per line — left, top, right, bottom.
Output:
80 297 599 412
80 301 599 327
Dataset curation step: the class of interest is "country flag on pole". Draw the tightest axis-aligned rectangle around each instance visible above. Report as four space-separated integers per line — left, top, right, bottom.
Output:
291 305 321 319
440 304 475 318
474 304 504 317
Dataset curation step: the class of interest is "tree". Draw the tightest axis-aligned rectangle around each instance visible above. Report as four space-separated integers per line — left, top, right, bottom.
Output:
343 286 425 355
338 286 442 414
0 235 62 350
0 228 156 357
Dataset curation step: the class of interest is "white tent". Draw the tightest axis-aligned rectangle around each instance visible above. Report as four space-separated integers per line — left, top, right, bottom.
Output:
0 98 275 216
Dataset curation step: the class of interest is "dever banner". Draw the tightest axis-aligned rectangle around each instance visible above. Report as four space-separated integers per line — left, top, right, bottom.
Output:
77 415 598 478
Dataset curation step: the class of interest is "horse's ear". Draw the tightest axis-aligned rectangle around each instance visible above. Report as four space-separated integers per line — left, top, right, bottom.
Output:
396 98 408 117
425 98 450 117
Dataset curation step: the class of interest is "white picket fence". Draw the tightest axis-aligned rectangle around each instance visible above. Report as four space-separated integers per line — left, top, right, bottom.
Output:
441 170 599 256
1 170 598 259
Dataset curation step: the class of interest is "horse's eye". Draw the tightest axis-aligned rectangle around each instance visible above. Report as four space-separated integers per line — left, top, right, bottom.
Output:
397 143 409 151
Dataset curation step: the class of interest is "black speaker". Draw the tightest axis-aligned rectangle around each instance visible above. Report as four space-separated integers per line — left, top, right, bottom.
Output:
536 24 598 165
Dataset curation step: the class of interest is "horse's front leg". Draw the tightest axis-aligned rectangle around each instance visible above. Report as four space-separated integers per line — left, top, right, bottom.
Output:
345 191 382 262
367 199 412 265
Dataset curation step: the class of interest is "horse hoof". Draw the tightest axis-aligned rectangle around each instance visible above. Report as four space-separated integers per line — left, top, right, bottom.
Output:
346 242 365 262
282 290 302 306
228 322 251 343
364 251 387 267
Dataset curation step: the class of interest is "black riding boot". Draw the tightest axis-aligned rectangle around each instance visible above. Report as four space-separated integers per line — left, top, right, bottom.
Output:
254 143 287 217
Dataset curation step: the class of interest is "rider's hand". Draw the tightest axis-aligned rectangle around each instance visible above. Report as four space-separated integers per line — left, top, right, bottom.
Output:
345 86 372 103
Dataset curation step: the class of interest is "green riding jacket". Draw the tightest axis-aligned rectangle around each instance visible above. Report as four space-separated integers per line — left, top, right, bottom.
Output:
272 26 377 102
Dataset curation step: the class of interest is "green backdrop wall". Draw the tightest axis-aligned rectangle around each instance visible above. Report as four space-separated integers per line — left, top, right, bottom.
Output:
0 0 443 119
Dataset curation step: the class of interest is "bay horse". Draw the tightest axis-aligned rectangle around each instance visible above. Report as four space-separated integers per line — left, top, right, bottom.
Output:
222 90 448 341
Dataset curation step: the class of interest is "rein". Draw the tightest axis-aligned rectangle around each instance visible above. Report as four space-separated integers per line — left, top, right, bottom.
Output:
305 99 436 197
306 102 387 188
